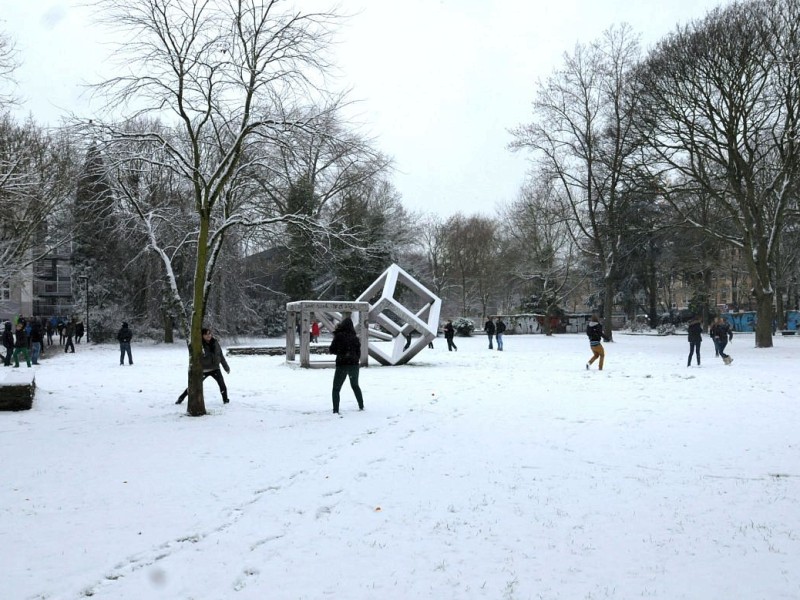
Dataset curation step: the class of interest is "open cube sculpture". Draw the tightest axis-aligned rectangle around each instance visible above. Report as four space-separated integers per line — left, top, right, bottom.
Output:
356 264 441 365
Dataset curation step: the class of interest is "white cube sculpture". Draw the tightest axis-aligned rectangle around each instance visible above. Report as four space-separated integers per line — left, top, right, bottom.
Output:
356 264 441 366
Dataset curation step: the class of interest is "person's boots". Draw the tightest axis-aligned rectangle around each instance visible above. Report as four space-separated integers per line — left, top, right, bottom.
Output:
175 392 186 405
222 393 229 404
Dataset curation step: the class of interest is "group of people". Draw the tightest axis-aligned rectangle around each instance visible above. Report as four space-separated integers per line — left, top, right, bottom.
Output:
168 312 739 416
483 317 507 351
1 315 56 368
2 315 135 368
687 316 734 367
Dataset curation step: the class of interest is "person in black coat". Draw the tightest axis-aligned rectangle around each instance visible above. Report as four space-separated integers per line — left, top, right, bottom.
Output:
176 327 231 404
29 320 44 365
12 322 32 368
443 319 457 351
484 317 496 349
710 317 734 365
2 321 14 366
495 317 506 351
328 317 364 414
117 321 133 365
687 316 703 367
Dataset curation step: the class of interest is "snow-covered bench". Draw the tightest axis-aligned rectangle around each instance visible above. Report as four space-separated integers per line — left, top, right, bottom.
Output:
0 370 36 411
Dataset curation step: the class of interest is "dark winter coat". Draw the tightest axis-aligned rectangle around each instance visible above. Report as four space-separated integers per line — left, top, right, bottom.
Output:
484 319 496 335
496 319 506 334
201 337 229 373
14 327 29 348
329 324 361 366
711 322 733 342
587 321 604 345
3 322 14 349
65 321 76 338
687 322 703 343
443 322 455 339
117 324 132 344
30 321 43 341
76 322 85 337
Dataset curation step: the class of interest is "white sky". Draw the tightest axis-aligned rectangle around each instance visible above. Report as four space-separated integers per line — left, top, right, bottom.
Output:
4 333 799 597
2 0 733 217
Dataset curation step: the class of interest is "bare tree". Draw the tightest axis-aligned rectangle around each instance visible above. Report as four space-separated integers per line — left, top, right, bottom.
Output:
501 178 581 334
0 116 78 287
510 24 644 341
0 29 19 107
635 0 800 348
89 0 342 416
443 213 498 318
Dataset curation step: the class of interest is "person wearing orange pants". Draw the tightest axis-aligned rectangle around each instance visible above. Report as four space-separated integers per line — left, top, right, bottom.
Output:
586 314 605 370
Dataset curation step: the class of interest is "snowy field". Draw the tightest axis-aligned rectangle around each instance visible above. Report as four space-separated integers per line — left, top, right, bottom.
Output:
2 332 799 600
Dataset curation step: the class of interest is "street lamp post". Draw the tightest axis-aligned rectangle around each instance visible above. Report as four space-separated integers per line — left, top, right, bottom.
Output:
78 275 89 343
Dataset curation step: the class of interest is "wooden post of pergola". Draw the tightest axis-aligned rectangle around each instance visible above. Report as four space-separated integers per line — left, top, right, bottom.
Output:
286 301 370 368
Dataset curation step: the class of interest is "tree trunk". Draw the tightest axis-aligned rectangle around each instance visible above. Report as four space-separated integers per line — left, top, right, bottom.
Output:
186 215 210 417
603 278 614 342
163 312 174 344
754 291 774 349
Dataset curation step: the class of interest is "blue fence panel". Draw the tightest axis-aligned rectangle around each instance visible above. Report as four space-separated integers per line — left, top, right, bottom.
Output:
722 312 756 332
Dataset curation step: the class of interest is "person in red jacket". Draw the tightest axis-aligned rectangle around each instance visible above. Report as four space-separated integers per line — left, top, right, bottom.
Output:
310 320 321 343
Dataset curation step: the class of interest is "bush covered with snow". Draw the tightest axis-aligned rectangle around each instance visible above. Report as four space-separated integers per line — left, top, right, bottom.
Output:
656 323 676 336
452 317 475 336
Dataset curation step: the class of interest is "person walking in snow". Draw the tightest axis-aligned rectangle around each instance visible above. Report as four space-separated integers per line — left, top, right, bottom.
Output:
12 321 32 368
45 319 54 346
711 317 734 365
495 317 506 351
687 316 703 367
2 321 14 366
586 313 605 371
75 320 85 344
444 319 457 351
176 327 231 405
29 320 44 365
484 317 496 350
57 320 66 345
328 317 364 415
117 321 133 365
64 318 76 353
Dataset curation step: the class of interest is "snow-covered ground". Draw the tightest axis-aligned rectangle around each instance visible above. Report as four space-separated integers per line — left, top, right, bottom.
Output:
3 332 799 599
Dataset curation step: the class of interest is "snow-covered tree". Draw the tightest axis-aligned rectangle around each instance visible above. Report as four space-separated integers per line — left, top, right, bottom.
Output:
88 0 343 416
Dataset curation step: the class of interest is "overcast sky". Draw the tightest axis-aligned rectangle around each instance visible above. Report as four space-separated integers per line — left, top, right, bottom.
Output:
2 0 733 217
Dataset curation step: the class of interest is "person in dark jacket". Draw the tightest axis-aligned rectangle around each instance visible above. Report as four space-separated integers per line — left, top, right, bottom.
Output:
176 327 231 404
687 316 703 367
495 317 506 351
484 317 496 349
64 318 76 353
328 317 364 414
75 321 85 344
45 319 54 346
13 322 32 368
117 322 133 365
29 320 44 365
710 317 734 365
444 319 457 351
2 321 14 366
586 314 605 370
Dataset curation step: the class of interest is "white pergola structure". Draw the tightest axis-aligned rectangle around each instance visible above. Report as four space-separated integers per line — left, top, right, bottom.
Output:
285 301 369 368
357 264 441 366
